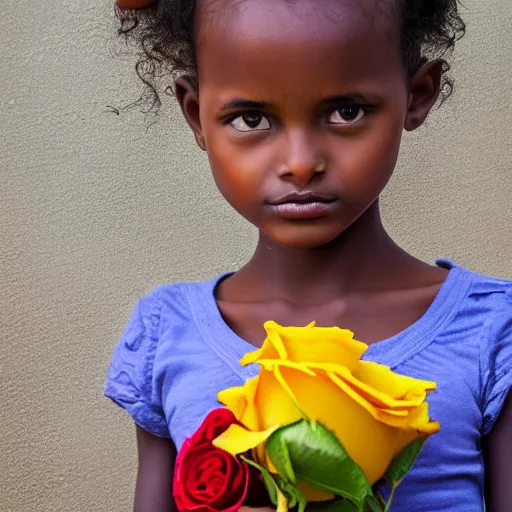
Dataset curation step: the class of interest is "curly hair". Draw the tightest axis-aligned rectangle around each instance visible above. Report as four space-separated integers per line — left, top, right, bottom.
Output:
114 0 466 113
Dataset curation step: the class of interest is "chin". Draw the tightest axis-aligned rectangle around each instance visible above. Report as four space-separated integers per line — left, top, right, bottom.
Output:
264 224 346 250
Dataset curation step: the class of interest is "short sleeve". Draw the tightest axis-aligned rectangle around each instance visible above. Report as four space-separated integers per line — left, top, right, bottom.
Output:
481 287 512 435
104 291 170 438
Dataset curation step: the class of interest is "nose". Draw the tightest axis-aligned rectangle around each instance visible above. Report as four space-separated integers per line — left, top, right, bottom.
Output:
278 130 326 188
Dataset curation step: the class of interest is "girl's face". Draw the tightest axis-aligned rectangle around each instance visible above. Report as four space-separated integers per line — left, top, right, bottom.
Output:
178 0 441 249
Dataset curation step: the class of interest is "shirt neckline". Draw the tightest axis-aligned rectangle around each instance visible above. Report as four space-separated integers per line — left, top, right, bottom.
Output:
187 258 476 376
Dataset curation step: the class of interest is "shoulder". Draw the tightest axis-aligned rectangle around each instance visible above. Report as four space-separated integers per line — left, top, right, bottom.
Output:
138 273 226 325
431 258 512 354
437 258 512 322
131 274 238 376
104 274 229 437
465 270 512 306
444 259 512 361
467 270 512 345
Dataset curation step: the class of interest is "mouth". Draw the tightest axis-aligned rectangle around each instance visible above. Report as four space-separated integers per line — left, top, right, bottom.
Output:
266 191 338 220
268 191 337 205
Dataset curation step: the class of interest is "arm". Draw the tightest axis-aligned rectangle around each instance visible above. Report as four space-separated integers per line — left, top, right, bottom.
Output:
484 390 512 512
134 425 177 512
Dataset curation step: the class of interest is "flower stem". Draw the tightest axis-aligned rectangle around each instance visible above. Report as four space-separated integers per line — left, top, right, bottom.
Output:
384 485 397 512
376 492 386 508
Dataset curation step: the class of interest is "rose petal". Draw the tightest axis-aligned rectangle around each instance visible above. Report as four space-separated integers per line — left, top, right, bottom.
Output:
212 423 280 455
210 457 247 510
195 458 228 498
185 446 230 502
173 437 195 509
193 408 237 442
212 462 249 512
174 408 251 512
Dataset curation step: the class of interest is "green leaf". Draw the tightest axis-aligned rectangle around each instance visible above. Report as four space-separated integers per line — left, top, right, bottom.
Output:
266 420 373 508
274 434 297 484
305 498 359 512
240 454 307 512
302 495 384 512
374 492 386 509
295 489 307 512
279 479 307 512
364 495 384 512
240 455 279 506
384 436 427 486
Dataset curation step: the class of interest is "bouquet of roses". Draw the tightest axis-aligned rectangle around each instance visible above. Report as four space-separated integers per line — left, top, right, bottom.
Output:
173 322 440 512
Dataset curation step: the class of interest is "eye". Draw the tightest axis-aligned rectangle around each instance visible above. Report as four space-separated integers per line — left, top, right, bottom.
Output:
230 112 271 132
328 106 365 125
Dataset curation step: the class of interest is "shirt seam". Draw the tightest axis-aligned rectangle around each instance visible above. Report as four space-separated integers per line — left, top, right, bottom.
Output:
390 271 477 369
181 281 250 382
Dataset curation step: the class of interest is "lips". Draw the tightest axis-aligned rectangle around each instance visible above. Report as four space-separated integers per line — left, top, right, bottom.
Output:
266 191 337 220
268 191 337 205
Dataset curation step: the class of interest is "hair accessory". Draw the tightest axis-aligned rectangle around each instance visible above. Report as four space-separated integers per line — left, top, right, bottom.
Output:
117 0 157 8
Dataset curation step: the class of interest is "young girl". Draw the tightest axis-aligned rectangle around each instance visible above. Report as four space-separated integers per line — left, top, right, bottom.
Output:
104 0 511 510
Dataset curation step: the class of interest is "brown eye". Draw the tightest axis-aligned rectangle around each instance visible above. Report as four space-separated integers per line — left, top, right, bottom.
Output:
231 112 271 132
328 106 365 125
243 112 262 127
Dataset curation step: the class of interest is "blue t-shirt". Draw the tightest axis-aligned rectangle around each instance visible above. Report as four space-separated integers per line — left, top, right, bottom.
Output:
104 259 512 511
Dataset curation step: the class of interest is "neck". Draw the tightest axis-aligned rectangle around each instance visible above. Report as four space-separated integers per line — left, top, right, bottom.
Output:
239 201 416 302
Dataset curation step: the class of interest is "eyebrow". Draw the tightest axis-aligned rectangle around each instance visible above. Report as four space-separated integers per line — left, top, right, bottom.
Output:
219 93 377 113
323 94 373 105
220 99 273 111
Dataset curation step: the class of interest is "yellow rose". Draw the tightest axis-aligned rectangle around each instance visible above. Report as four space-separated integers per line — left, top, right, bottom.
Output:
213 321 439 500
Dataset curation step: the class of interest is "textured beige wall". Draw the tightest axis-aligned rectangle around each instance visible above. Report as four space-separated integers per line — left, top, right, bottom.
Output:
1 0 510 511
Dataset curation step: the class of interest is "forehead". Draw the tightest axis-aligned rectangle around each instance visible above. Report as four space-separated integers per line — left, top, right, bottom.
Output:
195 0 404 94
197 0 401 45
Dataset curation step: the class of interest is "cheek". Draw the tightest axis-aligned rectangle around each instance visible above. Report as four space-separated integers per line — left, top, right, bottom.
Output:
205 135 272 212
209 154 260 209
334 115 404 202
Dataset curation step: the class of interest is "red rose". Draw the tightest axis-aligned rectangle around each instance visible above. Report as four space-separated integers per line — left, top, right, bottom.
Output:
173 408 258 512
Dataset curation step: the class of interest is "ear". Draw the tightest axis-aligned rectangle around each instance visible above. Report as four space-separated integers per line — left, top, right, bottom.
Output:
404 60 443 132
175 76 206 150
